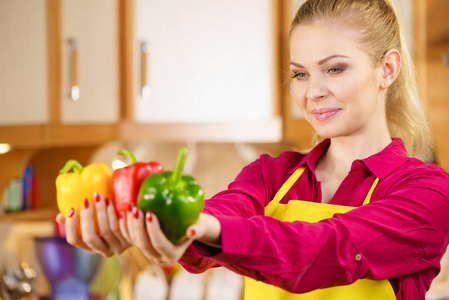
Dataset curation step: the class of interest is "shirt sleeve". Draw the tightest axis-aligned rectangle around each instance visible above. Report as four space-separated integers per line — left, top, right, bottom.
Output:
179 154 272 272
182 164 449 294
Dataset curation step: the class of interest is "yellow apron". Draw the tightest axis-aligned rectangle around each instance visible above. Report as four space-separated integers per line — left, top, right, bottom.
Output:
244 166 396 300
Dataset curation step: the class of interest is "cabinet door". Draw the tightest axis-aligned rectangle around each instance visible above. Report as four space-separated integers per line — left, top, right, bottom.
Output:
60 0 119 124
415 0 449 169
133 0 274 123
0 0 48 125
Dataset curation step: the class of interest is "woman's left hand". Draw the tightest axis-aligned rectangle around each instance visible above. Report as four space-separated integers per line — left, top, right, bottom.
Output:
129 208 221 264
55 192 131 257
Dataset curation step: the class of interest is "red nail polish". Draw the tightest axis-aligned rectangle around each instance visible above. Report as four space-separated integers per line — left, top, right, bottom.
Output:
105 198 110 206
95 192 100 202
68 208 75 218
84 199 90 209
127 203 133 213
189 229 196 237
53 215 57 222
146 211 152 222
133 207 139 219
118 212 123 219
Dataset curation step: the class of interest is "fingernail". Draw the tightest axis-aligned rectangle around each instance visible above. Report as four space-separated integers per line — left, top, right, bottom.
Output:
53 215 57 222
94 192 100 202
188 229 196 238
68 208 75 218
133 206 139 219
146 211 152 222
84 199 90 209
127 203 133 213
105 198 110 207
118 212 123 219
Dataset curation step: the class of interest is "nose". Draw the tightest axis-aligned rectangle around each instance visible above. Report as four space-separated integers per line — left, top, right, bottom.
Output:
305 76 327 102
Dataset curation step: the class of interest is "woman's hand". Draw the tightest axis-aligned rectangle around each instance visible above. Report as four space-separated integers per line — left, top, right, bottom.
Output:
129 209 222 264
55 192 131 257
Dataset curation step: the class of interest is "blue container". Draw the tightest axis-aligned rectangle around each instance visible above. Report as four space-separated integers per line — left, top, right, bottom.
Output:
35 237 102 300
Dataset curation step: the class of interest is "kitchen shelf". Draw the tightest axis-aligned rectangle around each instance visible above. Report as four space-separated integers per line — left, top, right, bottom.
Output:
0 208 58 223
0 124 119 148
120 119 283 143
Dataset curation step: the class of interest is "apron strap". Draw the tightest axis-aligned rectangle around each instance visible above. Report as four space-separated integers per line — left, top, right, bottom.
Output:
272 166 306 204
362 177 379 205
272 166 379 206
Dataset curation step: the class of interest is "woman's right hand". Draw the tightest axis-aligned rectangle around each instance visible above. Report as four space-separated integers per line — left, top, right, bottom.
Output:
55 192 131 257
128 209 222 264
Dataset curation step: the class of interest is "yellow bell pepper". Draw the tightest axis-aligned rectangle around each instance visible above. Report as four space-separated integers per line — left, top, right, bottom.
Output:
56 159 113 233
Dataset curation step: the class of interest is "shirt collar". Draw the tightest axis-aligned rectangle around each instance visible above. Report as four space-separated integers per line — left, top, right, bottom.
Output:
361 138 410 179
289 138 410 180
288 139 330 175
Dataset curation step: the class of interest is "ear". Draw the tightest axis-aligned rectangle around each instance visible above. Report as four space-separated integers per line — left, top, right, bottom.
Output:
380 49 401 90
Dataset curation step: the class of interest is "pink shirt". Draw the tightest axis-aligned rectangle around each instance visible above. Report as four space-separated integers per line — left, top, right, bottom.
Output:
179 139 449 299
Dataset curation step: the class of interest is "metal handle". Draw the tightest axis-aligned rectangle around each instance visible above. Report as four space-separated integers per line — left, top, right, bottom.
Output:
70 39 79 101
141 41 151 100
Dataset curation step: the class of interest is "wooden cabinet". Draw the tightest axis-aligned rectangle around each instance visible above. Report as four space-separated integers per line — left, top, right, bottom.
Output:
1 0 284 145
134 0 273 123
0 0 120 147
0 0 48 126
0 146 99 222
414 0 449 170
121 0 282 143
60 0 119 124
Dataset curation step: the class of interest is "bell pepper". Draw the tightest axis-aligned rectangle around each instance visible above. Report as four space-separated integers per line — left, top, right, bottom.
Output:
112 149 163 214
137 147 204 244
56 159 113 233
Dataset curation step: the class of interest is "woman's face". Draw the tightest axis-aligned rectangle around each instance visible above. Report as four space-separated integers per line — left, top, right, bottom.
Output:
289 22 385 140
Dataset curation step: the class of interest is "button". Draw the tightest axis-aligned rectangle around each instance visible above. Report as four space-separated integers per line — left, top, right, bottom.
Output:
355 254 362 261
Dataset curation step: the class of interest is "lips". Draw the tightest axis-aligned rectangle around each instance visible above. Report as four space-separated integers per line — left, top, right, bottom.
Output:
311 108 341 121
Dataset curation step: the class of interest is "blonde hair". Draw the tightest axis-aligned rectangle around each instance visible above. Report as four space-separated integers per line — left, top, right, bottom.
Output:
291 0 434 162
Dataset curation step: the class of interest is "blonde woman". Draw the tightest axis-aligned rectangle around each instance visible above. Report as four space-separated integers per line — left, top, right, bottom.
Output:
58 0 449 299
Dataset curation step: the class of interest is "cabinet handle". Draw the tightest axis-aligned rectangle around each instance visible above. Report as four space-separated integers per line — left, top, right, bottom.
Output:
141 41 151 100
443 53 449 68
70 39 79 101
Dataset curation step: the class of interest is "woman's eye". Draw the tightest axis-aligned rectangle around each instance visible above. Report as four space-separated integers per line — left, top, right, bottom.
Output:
291 72 308 80
327 67 344 74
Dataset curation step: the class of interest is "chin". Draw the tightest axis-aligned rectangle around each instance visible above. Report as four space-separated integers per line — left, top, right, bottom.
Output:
313 127 340 139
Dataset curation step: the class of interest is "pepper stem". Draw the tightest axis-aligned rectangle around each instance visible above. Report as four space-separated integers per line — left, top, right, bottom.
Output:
59 159 84 174
117 149 137 164
172 147 188 183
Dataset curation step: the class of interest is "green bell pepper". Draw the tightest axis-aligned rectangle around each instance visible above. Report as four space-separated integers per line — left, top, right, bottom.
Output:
137 147 204 244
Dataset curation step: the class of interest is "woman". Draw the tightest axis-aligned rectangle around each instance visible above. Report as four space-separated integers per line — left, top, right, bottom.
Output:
57 0 449 299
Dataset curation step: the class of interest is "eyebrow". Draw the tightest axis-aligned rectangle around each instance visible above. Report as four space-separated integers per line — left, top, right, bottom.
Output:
289 55 349 68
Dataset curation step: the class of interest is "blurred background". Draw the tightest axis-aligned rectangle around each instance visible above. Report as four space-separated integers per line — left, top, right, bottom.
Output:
0 0 448 299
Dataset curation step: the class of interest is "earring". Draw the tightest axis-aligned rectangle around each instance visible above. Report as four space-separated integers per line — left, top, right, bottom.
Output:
380 82 388 94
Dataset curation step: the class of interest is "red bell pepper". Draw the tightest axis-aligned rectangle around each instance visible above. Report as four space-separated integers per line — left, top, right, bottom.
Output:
112 149 163 213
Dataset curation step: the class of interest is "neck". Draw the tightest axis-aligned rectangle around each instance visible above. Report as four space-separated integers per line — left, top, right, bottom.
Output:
324 132 392 175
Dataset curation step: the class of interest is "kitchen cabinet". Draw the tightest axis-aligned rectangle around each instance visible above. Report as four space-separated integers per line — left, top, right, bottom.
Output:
1 0 284 145
0 146 99 222
121 0 283 143
60 0 119 124
0 0 120 147
0 0 48 126
414 0 449 170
